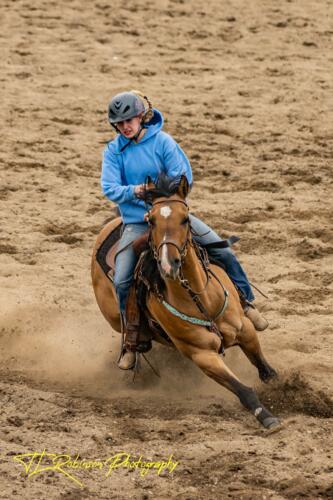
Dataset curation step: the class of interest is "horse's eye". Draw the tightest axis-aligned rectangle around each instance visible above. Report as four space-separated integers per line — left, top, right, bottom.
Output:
181 216 189 225
149 217 156 226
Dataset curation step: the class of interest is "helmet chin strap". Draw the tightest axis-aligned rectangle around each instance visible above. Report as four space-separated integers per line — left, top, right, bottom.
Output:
119 122 145 153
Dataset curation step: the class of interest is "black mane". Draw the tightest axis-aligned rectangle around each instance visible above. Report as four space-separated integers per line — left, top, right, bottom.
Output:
143 173 181 204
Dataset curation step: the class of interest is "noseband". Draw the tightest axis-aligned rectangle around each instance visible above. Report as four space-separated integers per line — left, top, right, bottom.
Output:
148 199 190 262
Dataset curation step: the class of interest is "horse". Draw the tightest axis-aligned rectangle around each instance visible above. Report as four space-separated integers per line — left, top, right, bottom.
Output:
91 175 280 429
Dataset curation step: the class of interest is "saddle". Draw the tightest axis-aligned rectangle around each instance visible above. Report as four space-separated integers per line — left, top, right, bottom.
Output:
96 220 169 351
95 220 240 352
96 219 150 281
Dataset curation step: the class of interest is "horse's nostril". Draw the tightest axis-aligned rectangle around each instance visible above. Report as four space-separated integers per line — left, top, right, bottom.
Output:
174 258 181 266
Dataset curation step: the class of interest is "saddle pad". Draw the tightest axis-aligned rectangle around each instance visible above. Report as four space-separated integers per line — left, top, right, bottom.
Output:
96 222 123 277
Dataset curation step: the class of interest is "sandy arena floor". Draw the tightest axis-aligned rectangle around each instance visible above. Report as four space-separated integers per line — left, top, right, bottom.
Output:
0 0 332 498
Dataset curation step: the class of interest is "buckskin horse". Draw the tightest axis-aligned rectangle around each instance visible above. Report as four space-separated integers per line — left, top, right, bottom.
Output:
91 175 280 429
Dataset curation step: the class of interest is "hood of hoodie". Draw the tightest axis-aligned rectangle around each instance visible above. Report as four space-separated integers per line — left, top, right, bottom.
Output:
113 108 164 153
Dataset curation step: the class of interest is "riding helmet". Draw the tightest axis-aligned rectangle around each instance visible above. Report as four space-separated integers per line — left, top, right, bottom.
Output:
108 91 145 124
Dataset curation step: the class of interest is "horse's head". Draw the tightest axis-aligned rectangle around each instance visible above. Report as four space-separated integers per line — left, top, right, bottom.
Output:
144 174 191 280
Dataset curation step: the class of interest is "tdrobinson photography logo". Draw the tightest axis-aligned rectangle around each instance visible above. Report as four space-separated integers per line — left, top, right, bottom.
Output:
13 449 179 488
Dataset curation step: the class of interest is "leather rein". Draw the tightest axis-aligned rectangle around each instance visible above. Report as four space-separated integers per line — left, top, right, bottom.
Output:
147 198 228 354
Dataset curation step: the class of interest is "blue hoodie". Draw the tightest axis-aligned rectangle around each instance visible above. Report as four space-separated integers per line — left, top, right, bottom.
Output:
101 109 193 224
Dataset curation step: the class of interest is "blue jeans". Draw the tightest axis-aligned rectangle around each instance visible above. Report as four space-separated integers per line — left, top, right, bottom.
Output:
113 216 254 313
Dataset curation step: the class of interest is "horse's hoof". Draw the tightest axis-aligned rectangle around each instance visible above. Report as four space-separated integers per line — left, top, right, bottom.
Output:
260 368 278 384
262 416 280 429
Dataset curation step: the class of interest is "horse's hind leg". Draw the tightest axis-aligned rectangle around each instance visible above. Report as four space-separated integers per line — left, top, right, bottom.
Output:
238 317 277 383
175 339 279 429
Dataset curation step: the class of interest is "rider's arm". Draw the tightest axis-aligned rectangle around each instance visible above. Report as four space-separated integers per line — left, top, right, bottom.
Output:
101 145 137 204
159 133 193 186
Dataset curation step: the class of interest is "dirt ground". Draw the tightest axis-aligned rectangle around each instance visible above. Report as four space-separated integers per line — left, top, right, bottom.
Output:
1 0 333 498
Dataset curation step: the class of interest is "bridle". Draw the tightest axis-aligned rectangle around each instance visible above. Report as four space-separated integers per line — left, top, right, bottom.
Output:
148 198 191 263
144 196 228 355
148 197 210 295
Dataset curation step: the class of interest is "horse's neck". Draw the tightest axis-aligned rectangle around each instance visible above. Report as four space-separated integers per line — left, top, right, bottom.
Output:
182 244 207 288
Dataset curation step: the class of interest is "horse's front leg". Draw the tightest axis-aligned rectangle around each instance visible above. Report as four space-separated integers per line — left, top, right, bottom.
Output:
238 317 278 383
173 336 280 429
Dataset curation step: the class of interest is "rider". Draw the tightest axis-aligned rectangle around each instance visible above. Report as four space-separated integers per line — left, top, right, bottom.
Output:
101 90 268 369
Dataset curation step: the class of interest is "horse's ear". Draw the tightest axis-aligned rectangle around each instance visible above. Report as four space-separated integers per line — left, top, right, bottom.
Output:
177 175 190 199
146 175 156 190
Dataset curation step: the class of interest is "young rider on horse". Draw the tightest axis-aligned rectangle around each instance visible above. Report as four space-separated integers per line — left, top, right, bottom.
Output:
101 90 268 369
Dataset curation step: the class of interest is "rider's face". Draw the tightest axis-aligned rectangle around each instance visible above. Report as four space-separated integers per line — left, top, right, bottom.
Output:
116 114 143 139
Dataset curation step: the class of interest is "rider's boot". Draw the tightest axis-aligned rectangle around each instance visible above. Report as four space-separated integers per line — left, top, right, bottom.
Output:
245 303 269 331
118 349 136 370
117 283 152 370
117 312 137 370
117 324 152 370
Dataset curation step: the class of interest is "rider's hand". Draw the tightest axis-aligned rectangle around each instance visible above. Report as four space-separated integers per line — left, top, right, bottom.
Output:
134 184 145 198
144 212 149 221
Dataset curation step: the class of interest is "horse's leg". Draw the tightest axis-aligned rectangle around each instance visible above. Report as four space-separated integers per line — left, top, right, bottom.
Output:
238 317 277 382
173 338 279 429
